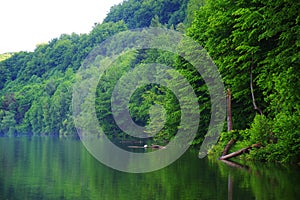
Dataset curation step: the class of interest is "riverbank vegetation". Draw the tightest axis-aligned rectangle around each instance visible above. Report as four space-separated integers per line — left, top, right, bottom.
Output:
188 0 299 164
0 0 299 164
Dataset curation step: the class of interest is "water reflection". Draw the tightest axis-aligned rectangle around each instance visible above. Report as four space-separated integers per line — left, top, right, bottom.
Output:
215 158 300 200
0 137 299 200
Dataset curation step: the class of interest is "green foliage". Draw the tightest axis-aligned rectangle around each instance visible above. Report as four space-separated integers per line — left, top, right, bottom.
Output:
95 52 136 139
0 0 299 164
270 112 300 163
0 21 129 136
189 0 300 163
104 0 189 29
0 0 190 140
248 115 273 146
0 110 16 136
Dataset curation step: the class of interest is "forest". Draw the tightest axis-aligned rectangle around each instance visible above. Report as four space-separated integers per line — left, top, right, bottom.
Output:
0 0 299 164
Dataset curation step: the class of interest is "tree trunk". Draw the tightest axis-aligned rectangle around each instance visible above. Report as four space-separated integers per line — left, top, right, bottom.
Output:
222 139 236 156
221 89 236 156
220 146 252 160
227 88 233 132
219 143 261 160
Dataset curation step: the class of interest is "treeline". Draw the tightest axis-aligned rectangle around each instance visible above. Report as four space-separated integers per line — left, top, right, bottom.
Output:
0 0 299 163
104 0 189 29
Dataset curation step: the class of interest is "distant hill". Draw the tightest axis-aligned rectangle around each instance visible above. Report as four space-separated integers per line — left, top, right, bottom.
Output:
0 53 13 62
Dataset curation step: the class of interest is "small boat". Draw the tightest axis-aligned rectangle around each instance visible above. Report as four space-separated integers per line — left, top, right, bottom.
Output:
128 144 166 149
144 144 166 149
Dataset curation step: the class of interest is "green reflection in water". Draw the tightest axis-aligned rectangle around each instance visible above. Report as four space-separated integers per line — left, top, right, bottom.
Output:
0 137 299 200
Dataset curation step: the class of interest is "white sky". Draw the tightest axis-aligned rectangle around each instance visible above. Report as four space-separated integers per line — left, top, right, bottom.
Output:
0 0 124 54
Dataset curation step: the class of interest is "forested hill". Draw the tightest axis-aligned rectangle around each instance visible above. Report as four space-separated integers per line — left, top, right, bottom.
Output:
0 0 299 164
0 0 190 137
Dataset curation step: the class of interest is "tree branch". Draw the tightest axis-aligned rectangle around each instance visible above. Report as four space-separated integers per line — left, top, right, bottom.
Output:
219 143 261 160
250 54 263 115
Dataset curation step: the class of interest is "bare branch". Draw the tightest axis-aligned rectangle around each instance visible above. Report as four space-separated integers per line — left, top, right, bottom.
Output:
250 54 263 115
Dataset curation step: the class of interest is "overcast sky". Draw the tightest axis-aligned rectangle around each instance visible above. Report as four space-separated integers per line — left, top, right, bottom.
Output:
0 0 124 54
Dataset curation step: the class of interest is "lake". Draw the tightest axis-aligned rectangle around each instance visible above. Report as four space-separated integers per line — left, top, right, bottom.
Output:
0 136 299 200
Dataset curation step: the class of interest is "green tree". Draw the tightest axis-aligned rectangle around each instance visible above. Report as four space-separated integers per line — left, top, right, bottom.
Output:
0 110 16 135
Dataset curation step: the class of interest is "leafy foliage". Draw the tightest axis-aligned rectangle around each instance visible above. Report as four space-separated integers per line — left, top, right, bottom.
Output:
189 0 300 163
0 21 128 136
104 0 189 29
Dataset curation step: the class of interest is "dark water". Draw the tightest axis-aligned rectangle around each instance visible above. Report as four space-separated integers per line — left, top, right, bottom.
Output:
0 137 299 200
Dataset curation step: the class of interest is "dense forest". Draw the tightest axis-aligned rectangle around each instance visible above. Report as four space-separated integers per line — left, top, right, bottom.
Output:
0 0 299 164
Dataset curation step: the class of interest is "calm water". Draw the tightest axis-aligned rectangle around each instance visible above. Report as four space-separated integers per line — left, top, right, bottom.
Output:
0 137 299 200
